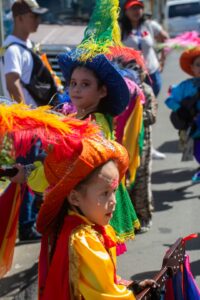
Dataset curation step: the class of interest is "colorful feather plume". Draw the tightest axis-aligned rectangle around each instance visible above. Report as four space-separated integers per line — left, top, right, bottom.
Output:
0 183 21 278
159 31 200 53
77 0 122 61
106 46 146 70
0 102 98 160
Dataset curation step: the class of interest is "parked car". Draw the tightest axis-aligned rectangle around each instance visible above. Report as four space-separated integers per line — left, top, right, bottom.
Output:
165 0 200 37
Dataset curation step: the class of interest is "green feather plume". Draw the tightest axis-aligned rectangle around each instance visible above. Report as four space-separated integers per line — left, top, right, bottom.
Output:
78 0 122 61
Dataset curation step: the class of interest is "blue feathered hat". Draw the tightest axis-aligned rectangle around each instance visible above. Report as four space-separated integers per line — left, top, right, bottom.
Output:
58 50 130 116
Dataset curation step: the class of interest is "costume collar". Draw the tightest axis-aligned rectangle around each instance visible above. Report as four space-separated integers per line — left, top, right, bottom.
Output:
68 210 116 249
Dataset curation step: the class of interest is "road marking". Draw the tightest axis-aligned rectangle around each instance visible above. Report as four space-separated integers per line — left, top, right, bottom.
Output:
40 28 58 44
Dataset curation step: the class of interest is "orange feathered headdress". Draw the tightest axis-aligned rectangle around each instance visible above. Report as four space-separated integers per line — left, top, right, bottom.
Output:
37 135 129 235
0 100 99 278
0 101 129 236
0 102 97 160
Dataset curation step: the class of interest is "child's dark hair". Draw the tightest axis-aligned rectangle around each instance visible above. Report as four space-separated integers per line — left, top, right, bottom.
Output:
120 12 147 40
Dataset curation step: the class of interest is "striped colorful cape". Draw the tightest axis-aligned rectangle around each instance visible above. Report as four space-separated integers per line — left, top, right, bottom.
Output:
0 183 21 278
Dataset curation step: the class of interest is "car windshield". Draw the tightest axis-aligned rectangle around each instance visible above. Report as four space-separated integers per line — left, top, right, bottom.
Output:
169 2 200 18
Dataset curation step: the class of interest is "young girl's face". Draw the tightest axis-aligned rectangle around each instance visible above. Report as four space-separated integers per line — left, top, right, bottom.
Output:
125 6 144 24
69 67 107 113
191 56 200 78
69 161 119 226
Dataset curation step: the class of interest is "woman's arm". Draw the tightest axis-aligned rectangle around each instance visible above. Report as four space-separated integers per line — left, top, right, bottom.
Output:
10 161 48 193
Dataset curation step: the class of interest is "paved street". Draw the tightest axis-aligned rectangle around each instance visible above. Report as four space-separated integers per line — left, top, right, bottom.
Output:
30 24 86 47
118 50 200 285
0 49 200 299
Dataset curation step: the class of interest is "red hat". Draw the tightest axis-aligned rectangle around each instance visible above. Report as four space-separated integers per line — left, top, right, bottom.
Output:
124 0 144 10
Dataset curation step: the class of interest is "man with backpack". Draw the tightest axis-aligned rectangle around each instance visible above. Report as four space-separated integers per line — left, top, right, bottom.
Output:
2 0 50 105
1 0 51 241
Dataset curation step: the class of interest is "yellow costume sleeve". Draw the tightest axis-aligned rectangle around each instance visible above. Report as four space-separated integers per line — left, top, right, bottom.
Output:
27 161 49 193
70 224 135 300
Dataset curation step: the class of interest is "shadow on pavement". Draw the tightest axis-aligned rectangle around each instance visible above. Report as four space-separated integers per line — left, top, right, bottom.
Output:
152 168 195 184
153 188 198 212
190 260 200 278
131 270 159 281
130 261 200 285
157 140 180 154
0 263 37 298
186 234 200 251
164 233 200 251
163 235 200 278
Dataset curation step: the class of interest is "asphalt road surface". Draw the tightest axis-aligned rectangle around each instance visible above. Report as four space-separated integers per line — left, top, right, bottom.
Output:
118 50 200 286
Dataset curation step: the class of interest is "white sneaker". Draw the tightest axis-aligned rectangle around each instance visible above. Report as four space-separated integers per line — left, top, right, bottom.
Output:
152 148 166 160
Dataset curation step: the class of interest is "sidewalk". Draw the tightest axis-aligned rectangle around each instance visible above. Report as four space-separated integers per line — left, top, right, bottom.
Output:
0 241 39 300
30 24 86 47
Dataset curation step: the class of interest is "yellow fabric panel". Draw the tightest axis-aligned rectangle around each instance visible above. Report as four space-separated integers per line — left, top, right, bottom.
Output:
122 97 143 184
27 161 49 193
94 113 111 140
69 214 135 300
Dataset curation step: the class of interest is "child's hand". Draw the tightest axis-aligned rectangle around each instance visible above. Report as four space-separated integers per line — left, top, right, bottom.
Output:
138 279 158 289
129 279 158 294
9 164 25 183
139 280 161 300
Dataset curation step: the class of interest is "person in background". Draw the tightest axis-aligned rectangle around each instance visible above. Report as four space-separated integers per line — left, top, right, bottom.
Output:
121 0 168 160
1 0 48 241
104 46 157 232
165 47 200 183
2 0 48 105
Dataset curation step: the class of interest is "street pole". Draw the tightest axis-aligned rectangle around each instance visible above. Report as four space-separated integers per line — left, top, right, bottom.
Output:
0 0 4 47
0 0 4 95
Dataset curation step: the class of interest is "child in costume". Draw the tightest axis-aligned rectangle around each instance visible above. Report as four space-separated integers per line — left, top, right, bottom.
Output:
165 47 200 182
9 52 140 251
106 46 157 232
131 81 157 231
36 134 157 299
9 0 140 249
55 0 142 249
0 101 98 278
58 51 140 252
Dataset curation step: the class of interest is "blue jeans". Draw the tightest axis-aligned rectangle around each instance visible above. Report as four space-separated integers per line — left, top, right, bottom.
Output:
146 69 162 97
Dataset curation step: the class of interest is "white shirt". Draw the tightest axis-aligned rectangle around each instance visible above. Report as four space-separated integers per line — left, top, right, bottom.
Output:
1 35 37 106
123 20 162 74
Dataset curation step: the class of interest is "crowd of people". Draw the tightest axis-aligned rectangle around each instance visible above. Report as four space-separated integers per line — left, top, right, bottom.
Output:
0 0 200 299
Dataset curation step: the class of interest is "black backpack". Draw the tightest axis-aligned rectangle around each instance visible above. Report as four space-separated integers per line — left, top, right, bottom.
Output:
5 43 58 106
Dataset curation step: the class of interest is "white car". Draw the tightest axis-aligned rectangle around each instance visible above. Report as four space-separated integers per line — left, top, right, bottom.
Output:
165 0 200 37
